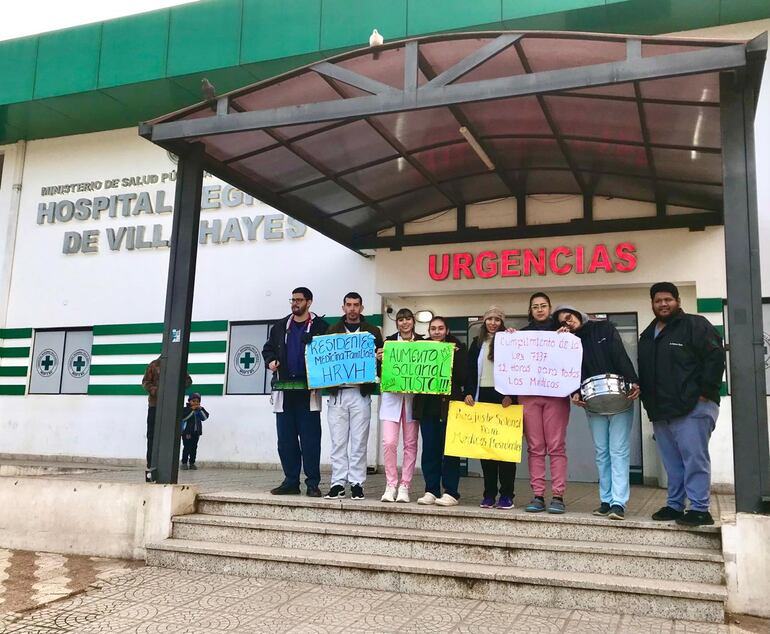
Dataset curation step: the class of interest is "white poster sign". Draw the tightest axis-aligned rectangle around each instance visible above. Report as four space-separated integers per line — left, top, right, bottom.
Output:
494 331 583 397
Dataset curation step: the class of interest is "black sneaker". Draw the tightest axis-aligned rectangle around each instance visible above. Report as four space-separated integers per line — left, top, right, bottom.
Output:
652 505 684 521
189 464 198 471
351 484 365 500
270 482 301 495
306 486 322 498
676 510 714 527
608 505 625 520
593 502 611 516
324 484 346 499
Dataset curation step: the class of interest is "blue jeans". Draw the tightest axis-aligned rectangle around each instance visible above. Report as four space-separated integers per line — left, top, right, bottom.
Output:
587 407 634 509
276 390 321 488
419 416 460 499
653 400 719 512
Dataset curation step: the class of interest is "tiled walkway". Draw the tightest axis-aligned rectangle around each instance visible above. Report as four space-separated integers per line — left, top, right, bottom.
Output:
0 548 141 621
1 566 766 634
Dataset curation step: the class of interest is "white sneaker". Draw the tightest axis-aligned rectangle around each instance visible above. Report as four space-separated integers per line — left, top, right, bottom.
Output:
417 492 437 505
435 493 459 507
396 485 410 503
380 485 397 503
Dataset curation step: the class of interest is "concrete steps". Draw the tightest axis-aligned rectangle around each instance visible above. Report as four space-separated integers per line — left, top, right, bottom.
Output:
196 494 722 549
171 514 724 584
147 493 727 623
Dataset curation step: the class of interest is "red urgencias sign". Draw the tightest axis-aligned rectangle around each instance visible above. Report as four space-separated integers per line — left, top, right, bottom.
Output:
428 243 637 280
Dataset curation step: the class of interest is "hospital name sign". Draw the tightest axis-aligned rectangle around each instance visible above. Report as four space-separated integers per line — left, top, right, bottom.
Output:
429 243 638 280
35 176 306 255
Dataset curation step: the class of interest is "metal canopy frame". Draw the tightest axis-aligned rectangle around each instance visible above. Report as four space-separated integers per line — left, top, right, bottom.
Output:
141 31 770 515
140 31 755 251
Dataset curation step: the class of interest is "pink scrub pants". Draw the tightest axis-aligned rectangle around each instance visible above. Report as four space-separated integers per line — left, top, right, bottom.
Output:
519 395 571 497
382 403 419 488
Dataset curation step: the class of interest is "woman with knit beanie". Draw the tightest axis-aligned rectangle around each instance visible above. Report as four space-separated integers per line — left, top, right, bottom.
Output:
464 306 517 509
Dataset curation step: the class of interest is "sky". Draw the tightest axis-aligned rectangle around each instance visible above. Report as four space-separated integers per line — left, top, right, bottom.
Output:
0 0 199 42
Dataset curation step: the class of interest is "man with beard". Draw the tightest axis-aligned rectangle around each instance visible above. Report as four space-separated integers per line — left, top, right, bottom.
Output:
323 292 383 500
263 287 329 497
638 282 725 526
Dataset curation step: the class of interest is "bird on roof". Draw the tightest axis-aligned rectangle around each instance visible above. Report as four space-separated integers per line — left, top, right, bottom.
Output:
201 78 217 111
369 28 383 60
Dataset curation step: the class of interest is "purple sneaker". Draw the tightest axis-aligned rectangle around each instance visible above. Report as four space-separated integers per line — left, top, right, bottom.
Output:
479 496 496 509
496 496 514 510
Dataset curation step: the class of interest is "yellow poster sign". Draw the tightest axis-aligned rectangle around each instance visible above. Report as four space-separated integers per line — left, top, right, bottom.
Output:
445 401 524 463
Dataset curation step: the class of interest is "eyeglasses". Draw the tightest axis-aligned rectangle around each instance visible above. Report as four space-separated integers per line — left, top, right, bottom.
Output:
531 304 549 310
289 298 307 304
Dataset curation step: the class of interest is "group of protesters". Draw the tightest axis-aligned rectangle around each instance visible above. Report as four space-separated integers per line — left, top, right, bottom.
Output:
252 282 724 527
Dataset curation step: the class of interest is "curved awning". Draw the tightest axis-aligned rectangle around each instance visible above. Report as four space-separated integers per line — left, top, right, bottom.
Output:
141 31 767 250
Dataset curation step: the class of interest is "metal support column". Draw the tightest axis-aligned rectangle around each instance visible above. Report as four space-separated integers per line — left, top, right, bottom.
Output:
150 146 204 485
720 69 770 514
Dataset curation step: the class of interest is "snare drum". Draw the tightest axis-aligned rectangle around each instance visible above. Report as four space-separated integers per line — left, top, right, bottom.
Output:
580 373 632 415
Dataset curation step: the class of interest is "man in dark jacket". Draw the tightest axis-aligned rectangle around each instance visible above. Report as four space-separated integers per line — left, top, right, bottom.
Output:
262 287 329 497
323 292 383 501
638 282 725 526
553 305 639 521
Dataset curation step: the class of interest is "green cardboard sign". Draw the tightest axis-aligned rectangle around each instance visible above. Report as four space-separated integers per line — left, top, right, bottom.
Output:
380 340 455 394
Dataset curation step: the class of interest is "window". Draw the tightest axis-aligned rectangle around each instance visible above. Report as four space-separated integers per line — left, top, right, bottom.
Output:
29 328 93 394
226 322 272 395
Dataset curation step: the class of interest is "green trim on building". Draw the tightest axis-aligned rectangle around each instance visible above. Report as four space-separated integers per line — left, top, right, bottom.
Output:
0 347 30 358
0 385 26 396
91 362 226 375
0 328 32 339
92 341 227 356
93 320 228 336
0 367 27 377
714 324 725 337
720 381 728 397
0 0 765 144
696 298 724 313
88 383 224 396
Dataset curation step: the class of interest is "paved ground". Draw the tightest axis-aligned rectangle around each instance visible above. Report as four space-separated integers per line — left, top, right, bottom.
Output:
0 462 752 632
1 566 768 634
0 548 141 619
34 464 736 523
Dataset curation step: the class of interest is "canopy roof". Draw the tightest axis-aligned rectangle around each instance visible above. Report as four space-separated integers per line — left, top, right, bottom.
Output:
141 31 766 251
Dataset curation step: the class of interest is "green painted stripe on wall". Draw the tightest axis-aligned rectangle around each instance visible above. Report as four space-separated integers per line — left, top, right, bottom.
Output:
191 321 228 333
91 362 226 375
714 324 725 337
697 298 723 313
0 385 26 395
720 381 728 397
93 323 163 336
92 342 162 355
0 347 30 358
93 320 228 336
0 367 27 377
0 328 32 339
88 383 224 396
92 341 226 355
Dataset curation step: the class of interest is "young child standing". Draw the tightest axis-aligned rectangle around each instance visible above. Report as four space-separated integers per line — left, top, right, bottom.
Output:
180 392 210 470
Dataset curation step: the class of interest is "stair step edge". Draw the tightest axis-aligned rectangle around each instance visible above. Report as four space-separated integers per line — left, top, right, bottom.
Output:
195 496 722 534
147 539 727 602
173 514 724 561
